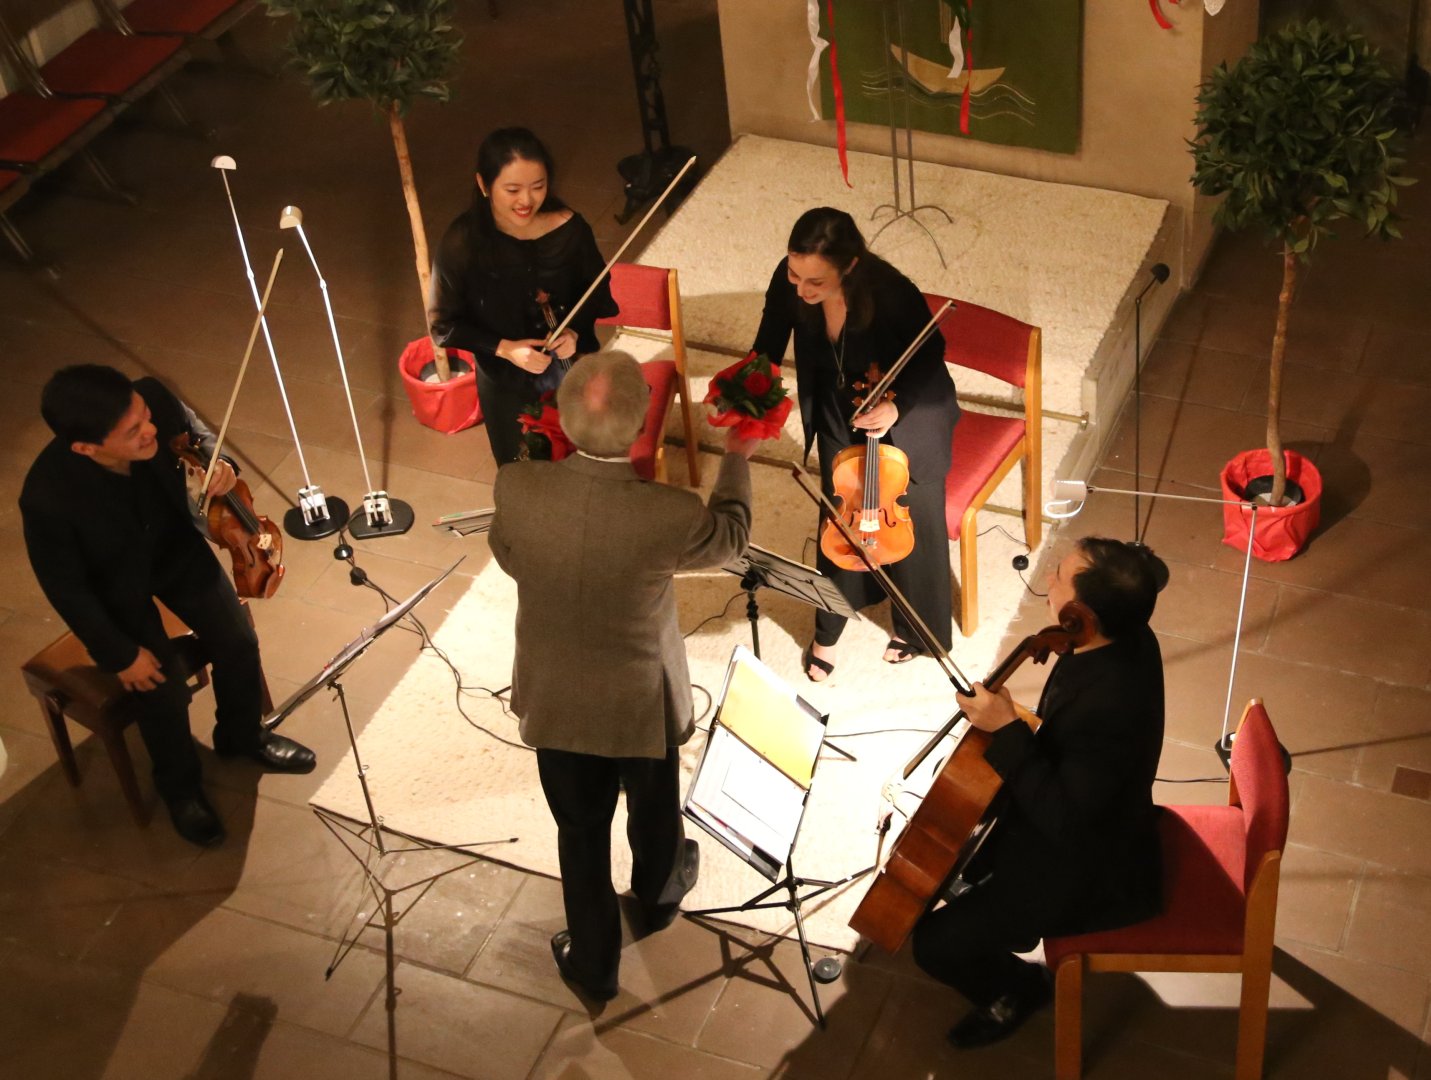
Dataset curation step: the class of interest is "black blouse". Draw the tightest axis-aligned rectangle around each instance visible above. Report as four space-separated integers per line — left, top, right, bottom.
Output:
429 209 618 390
750 257 959 483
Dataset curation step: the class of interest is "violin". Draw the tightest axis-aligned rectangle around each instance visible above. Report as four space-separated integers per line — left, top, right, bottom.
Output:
171 434 285 600
847 601 1097 953
819 363 915 571
533 288 574 375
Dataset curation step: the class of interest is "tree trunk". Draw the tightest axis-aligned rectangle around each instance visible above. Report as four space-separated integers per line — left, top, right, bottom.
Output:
388 102 450 382
1264 245 1298 507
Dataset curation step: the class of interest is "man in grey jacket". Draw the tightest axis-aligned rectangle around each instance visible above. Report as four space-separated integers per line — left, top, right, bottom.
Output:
491 351 755 1000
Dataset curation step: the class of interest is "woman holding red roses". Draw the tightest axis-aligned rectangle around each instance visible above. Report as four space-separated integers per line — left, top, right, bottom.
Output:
430 128 618 466
750 208 959 681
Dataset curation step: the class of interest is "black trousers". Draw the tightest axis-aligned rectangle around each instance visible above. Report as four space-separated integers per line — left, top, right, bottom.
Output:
477 364 568 467
127 559 264 801
910 881 1048 1010
535 745 686 987
814 432 954 651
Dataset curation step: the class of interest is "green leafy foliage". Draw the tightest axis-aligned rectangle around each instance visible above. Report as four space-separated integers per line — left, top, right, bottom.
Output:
1190 20 1412 256
263 0 460 115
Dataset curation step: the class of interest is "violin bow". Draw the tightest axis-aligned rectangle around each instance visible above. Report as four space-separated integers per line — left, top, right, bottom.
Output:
199 248 284 514
789 467 973 696
850 299 955 421
541 154 698 353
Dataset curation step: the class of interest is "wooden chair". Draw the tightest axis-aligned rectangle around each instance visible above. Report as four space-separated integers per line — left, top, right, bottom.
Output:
596 262 702 486
0 0 193 130
98 0 254 40
20 600 272 826
1044 700 1290 1080
927 294 1042 635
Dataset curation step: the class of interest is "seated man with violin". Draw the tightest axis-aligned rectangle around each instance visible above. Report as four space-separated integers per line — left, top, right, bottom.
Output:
19 365 317 847
912 536 1169 1048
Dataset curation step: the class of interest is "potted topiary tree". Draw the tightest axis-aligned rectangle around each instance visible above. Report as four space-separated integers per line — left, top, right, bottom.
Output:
265 0 482 430
1190 19 1412 560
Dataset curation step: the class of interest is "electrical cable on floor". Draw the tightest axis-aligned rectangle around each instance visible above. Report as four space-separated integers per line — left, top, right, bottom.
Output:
338 541 530 752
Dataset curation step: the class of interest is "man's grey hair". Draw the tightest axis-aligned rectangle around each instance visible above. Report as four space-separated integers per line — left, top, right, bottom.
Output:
557 351 649 456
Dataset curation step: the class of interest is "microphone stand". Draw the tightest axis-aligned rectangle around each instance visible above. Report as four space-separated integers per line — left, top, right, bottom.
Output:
1132 263 1170 543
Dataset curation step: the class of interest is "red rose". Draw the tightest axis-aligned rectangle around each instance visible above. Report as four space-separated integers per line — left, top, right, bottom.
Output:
743 370 772 397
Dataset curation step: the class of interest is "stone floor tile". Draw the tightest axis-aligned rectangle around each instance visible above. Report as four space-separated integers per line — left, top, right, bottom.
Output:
140 903 387 1038
1316 432 1431 531
1150 562 1279 650
1262 587 1431 687
1288 773 1431 879
1342 869 1431 977
1274 842 1361 952
0 728 58 841
1238 362 1373 433
0 947 227 1079
531 1015 763 1080
695 926 890 1073
1263 942 1430 1079
350 961 564 1079
1359 684 1431 794
1360 325 1431 387
1138 339 1261 409
0 846 142 960
353 850 524 977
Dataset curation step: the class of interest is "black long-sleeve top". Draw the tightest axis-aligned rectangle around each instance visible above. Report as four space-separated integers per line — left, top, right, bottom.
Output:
20 378 224 672
428 209 618 391
982 623 1166 936
750 257 959 483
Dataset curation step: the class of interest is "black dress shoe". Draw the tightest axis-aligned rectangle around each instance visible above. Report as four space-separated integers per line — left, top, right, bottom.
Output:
645 838 700 932
947 966 1053 1049
550 930 618 1001
214 730 317 774
166 793 225 848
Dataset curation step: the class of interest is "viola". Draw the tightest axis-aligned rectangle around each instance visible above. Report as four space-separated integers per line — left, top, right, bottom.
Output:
533 288 574 375
847 601 1097 953
819 363 915 571
171 434 285 599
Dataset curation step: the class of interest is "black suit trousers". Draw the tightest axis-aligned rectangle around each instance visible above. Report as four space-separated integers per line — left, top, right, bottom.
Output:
129 556 264 801
535 746 685 986
910 879 1048 1010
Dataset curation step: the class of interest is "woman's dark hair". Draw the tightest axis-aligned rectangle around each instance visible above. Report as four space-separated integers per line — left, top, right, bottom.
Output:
40 364 135 445
469 127 568 234
1071 537 1170 641
787 207 887 332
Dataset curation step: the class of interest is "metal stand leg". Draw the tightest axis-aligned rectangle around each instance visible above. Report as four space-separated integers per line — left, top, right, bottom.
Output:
687 857 875 1027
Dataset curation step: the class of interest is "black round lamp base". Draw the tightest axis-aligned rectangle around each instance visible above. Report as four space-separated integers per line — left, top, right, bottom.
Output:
285 497 349 541
348 498 415 540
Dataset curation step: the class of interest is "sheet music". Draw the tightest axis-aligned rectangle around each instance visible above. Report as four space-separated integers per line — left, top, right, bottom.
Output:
686 724 805 870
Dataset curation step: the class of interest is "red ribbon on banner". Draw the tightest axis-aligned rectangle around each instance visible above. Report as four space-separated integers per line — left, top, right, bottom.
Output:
826 0 852 187
1148 0 1173 29
960 0 973 134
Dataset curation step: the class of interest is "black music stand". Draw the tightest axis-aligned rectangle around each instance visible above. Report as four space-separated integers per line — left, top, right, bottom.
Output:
263 559 517 1059
683 647 874 1028
722 545 856 663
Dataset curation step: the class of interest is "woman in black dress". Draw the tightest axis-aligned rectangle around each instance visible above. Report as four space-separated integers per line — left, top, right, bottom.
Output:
750 208 959 680
430 128 618 465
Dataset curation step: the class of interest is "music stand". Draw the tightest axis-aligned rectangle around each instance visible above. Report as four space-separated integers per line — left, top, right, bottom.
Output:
722 544 856 662
431 507 494 538
264 558 518 1047
683 646 874 1028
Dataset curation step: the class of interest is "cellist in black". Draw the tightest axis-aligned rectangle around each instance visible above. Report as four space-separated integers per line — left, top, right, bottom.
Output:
20 365 317 848
911 537 1169 1048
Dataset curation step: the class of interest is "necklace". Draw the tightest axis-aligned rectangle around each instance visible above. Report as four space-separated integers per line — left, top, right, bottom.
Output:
830 327 847 388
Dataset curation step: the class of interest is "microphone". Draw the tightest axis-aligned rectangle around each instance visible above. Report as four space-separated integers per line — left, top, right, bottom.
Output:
1135 262 1170 302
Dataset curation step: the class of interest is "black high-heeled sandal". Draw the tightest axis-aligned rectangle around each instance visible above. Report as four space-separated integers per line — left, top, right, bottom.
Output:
884 638 924 664
802 642 835 683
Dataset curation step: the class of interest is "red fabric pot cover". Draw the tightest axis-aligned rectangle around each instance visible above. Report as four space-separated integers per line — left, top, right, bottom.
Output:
399 338 482 434
1220 449 1322 562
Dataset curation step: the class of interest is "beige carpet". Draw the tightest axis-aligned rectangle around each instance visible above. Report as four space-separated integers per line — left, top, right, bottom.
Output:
309 136 1167 952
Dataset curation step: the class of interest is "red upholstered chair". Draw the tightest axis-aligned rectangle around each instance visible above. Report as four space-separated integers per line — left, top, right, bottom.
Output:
927 294 1042 635
1044 700 1290 1080
100 0 254 39
596 263 702 486
0 0 191 126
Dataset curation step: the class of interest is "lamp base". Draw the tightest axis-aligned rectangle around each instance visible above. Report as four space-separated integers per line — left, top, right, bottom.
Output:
285 497 348 541
348 497 414 539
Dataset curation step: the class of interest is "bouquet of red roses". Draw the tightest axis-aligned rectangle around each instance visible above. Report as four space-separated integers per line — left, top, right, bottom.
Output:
516 391 575 461
702 351 793 441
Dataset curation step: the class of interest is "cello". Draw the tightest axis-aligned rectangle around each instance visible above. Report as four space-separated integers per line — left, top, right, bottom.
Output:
789 467 1094 952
